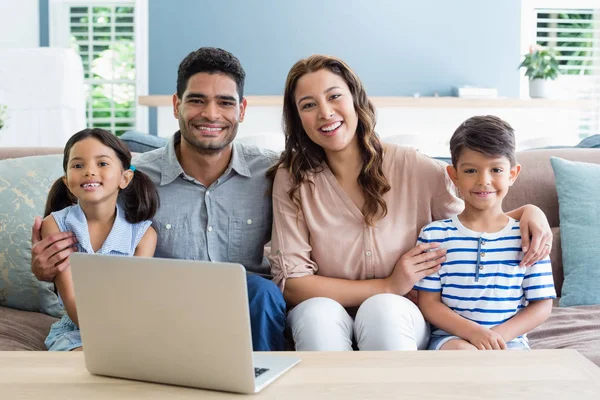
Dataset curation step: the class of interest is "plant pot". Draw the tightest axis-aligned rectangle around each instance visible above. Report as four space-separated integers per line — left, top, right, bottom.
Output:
529 79 551 98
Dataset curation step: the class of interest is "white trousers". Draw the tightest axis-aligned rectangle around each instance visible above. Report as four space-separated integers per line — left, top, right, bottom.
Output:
287 293 430 351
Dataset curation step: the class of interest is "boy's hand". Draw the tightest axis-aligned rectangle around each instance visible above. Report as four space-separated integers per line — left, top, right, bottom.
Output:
466 327 507 350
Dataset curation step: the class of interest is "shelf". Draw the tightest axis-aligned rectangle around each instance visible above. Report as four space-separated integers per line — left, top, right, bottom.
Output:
138 95 594 109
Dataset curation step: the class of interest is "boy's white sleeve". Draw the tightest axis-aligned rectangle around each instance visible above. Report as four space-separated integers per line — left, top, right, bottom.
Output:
413 226 442 292
523 255 556 300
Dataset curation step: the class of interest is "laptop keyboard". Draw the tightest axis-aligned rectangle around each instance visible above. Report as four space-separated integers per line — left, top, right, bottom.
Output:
254 367 270 378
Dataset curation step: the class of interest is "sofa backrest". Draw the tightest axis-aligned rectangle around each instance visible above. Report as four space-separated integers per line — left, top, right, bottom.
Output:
4 146 599 296
506 148 600 226
0 147 62 160
504 148 600 296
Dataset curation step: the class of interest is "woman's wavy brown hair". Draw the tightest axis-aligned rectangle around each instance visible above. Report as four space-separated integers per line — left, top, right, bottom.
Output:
266 55 390 225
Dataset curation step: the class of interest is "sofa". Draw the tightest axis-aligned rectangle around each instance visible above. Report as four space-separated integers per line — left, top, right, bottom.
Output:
1 143 599 365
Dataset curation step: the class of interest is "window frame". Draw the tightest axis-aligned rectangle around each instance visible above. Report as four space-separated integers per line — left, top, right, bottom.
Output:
49 0 148 133
519 0 599 98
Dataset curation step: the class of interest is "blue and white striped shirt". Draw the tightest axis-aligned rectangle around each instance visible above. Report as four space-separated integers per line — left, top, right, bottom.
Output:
51 203 152 256
414 216 556 337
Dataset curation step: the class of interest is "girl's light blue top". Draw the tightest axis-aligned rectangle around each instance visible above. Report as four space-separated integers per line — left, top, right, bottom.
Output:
51 203 152 256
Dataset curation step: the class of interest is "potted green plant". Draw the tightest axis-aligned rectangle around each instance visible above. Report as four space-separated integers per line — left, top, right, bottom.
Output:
519 45 561 98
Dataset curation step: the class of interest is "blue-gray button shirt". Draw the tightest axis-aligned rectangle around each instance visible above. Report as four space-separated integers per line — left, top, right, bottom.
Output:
133 132 279 274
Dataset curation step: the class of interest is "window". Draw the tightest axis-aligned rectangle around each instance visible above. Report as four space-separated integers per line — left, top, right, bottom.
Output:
522 0 600 140
49 0 148 135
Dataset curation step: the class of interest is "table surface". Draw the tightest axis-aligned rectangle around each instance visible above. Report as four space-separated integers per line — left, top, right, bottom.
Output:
3 350 600 399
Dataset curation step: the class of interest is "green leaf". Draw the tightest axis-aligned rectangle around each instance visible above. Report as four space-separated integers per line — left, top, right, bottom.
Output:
519 45 561 80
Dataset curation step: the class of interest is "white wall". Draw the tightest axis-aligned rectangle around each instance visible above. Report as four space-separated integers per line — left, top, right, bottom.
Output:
155 105 582 157
0 0 39 48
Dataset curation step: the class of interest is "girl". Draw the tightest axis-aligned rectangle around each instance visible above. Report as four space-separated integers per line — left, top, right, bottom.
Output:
42 128 159 351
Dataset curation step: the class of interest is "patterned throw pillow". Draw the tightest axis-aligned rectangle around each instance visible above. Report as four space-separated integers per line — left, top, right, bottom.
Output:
0 154 65 317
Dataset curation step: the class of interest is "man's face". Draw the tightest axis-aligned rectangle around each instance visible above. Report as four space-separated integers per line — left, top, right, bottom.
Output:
173 72 246 153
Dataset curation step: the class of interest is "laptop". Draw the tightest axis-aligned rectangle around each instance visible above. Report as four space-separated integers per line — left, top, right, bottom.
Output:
69 253 301 394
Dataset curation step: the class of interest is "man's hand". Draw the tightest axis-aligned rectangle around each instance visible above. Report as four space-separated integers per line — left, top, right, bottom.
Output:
31 216 77 282
466 327 507 350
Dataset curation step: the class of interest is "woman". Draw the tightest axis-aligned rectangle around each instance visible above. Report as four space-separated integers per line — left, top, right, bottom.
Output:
267 55 552 351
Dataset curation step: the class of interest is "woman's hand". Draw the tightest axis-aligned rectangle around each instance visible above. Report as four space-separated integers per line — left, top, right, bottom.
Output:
518 206 553 267
385 243 446 296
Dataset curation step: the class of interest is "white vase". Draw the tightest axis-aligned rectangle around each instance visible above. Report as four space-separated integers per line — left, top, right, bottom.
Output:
529 79 550 98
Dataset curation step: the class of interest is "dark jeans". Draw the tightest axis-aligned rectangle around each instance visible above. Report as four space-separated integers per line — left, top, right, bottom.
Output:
247 274 286 351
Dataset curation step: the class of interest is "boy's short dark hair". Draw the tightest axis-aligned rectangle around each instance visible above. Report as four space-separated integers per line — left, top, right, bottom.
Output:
449 115 517 167
176 47 246 100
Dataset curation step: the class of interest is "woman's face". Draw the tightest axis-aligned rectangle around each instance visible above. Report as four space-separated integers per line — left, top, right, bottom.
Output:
294 68 359 155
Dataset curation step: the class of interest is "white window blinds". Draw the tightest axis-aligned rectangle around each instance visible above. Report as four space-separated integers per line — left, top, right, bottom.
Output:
66 2 137 136
535 8 600 139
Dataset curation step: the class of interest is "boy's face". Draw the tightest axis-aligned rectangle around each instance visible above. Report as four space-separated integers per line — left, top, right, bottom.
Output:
446 148 521 213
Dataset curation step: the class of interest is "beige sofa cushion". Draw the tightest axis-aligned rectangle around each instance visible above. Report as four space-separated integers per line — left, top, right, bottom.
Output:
549 227 563 296
0 147 62 161
529 305 600 366
0 306 58 350
506 148 600 228
504 148 600 292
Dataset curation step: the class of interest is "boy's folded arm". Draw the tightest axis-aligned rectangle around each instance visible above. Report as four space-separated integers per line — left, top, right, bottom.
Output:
491 298 553 342
417 290 482 342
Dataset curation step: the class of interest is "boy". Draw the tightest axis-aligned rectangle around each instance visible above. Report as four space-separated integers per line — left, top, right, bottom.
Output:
414 115 555 350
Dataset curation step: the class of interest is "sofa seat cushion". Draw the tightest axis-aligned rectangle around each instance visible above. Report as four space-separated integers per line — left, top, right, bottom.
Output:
529 305 600 366
0 306 58 350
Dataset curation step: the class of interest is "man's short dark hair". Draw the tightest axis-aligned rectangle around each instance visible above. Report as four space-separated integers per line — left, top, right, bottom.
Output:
449 115 517 167
176 47 246 100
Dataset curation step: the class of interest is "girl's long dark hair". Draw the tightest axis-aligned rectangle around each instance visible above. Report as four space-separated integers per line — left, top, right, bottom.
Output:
266 55 390 225
44 128 159 223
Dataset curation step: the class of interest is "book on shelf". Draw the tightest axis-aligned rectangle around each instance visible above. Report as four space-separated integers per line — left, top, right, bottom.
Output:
453 86 499 99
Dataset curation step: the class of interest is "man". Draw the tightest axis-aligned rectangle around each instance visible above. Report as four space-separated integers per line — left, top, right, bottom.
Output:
30 47 286 351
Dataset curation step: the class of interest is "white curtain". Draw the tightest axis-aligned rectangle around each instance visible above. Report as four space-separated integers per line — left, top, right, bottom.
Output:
0 48 86 147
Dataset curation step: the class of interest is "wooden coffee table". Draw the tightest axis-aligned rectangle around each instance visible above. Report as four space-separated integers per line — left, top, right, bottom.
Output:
2 350 599 399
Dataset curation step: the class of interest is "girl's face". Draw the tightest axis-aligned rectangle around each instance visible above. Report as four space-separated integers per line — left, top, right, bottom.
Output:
63 137 132 205
294 68 359 156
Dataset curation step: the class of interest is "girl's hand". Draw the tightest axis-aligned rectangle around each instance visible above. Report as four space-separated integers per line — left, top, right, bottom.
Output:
385 243 446 296
466 327 507 350
519 206 553 267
